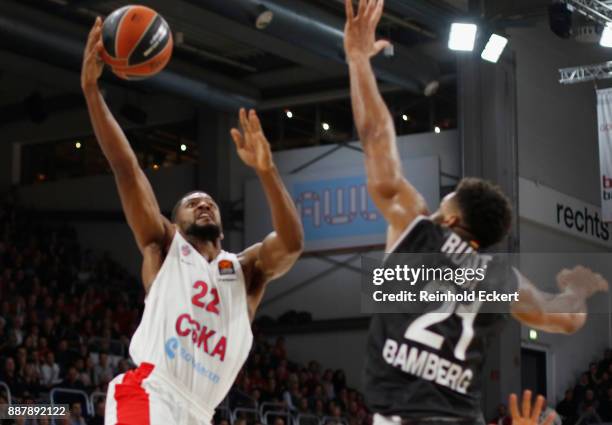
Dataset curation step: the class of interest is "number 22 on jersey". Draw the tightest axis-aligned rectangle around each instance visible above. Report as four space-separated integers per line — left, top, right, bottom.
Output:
192 280 220 315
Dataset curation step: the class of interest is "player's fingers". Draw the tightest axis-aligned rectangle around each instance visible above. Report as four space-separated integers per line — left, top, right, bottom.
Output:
357 0 367 17
230 129 245 149
86 17 102 50
365 0 376 16
373 40 391 55
371 0 384 24
542 411 557 425
345 0 354 20
594 273 609 291
531 395 545 421
249 109 263 133
521 390 532 418
239 108 249 134
509 393 521 420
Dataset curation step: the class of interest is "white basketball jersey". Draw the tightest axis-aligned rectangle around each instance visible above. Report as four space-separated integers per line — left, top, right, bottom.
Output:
129 231 253 421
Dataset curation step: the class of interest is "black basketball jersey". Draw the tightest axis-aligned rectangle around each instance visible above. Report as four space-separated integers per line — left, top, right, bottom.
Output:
364 216 517 420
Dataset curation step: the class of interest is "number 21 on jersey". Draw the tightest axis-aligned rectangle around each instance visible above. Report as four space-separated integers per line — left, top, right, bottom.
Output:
404 295 482 361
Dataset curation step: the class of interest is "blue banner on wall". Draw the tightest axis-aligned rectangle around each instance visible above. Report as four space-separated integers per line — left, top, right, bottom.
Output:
293 175 385 241
245 158 440 252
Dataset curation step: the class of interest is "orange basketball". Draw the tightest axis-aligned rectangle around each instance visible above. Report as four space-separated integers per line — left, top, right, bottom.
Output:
100 5 173 80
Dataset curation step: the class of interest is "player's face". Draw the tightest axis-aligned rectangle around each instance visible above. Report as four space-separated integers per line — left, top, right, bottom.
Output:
430 192 462 228
176 192 223 233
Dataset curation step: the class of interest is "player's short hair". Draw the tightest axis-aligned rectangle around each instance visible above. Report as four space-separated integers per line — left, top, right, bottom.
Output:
170 190 219 223
171 191 205 222
454 178 512 248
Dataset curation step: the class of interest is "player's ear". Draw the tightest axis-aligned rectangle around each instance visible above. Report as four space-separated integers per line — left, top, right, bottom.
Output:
444 214 461 228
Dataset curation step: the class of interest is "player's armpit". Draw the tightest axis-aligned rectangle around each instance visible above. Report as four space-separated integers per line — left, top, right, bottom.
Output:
252 232 301 282
368 176 429 251
239 233 300 289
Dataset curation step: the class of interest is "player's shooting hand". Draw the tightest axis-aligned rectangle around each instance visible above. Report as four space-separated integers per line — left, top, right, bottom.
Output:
231 108 274 173
509 390 556 425
81 17 104 92
344 0 391 62
556 265 609 299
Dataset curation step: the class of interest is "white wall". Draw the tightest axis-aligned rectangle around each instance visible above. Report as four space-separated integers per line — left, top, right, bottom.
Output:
511 22 612 403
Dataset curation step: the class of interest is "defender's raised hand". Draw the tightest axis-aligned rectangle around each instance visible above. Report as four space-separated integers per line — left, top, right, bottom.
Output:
556 265 609 299
509 391 556 425
231 108 274 173
81 17 104 91
344 0 391 62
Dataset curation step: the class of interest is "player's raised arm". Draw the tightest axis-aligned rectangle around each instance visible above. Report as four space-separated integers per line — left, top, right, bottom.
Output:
232 109 304 296
81 18 172 254
511 266 609 334
344 0 427 247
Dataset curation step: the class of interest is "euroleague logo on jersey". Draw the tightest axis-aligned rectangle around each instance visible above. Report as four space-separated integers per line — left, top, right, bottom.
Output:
218 260 235 275
181 244 192 256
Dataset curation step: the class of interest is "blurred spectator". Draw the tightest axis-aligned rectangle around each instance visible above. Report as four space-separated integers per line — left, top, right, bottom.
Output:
489 403 511 425
598 387 612 422
588 363 601 387
575 373 592 405
40 351 61 388
61 366 86 391
56 340 77 374
283 380 302 411
332 370 346 395
89 400 105 425
69 402 87 425
556 389 578 425
322 369 335 400
0 357 25 399
580 389 599 414
93 353 114 387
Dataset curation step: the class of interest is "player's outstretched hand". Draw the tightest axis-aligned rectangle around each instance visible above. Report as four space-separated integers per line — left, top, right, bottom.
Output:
344 0 391 62
231 108 274 173
509 390 556 425
556 265 609 300
81 17 104 91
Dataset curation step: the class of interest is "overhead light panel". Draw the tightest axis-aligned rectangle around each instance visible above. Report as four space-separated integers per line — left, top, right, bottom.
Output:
481 34 508 63
601 23 612 47
448 23 477 51
255 6 274 30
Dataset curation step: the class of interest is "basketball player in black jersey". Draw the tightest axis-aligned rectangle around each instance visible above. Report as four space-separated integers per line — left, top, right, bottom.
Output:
344 0 608 424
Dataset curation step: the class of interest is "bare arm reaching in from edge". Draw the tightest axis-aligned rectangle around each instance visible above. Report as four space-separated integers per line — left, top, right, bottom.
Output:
232 109 304 318
512 265 608 334
81 18 174 292
344 0 428 251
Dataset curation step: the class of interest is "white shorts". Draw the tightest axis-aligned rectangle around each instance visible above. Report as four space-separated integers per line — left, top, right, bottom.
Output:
105 362 214 425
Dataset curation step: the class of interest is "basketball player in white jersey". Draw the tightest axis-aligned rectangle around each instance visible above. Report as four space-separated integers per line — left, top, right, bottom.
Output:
81 19 304 425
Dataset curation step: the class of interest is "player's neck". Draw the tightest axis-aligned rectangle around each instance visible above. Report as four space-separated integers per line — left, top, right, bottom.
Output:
449 226 477 248
187 236 222 261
